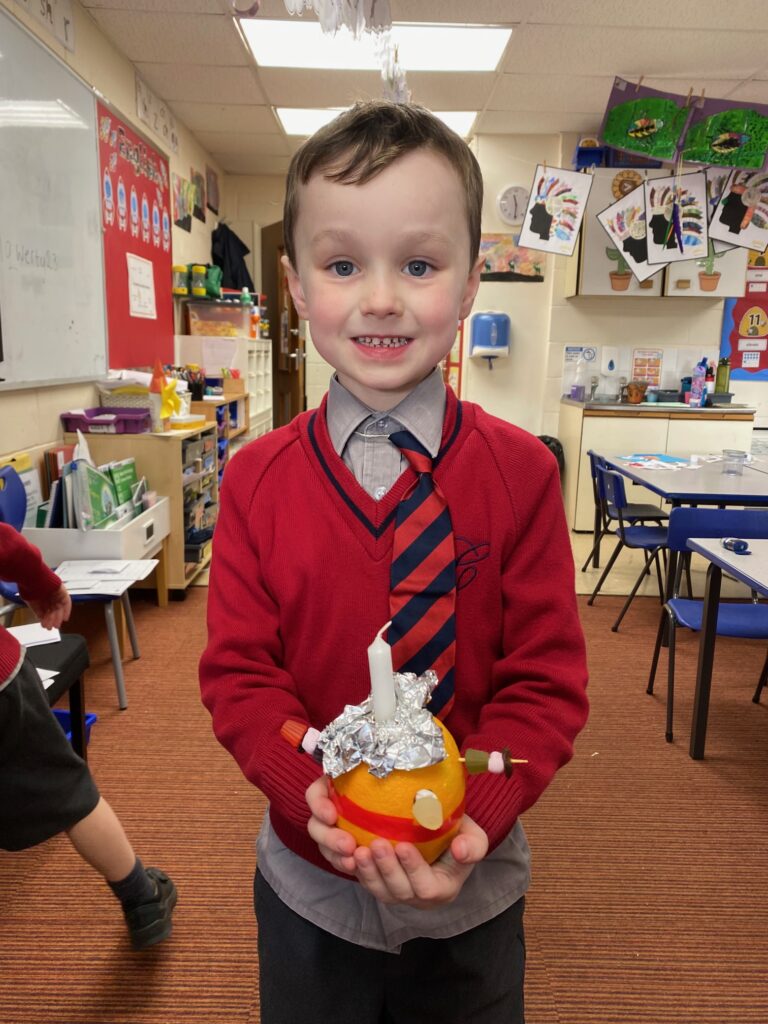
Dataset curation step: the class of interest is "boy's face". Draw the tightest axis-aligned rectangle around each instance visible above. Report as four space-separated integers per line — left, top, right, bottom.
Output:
284 149 482 411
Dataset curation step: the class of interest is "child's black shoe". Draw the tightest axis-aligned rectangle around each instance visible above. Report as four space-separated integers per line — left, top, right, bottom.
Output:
124 867 177 950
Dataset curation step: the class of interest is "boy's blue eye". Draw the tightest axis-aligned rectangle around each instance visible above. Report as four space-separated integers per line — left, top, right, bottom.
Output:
331 260 355 277
406 260 430 277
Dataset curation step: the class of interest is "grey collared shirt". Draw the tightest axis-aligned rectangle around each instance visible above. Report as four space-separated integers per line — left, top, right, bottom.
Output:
256 369 530 953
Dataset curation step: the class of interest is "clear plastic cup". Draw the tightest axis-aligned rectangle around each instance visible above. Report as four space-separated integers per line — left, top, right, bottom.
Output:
722 449 748 474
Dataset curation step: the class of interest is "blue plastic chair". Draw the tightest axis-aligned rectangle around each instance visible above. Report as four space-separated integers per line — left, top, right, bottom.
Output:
647 507 768 742
0 465 139 709
587 466 670 632
581 450 669 571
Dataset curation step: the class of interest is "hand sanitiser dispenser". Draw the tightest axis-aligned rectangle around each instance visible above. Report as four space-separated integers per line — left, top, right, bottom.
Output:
469 312 511 369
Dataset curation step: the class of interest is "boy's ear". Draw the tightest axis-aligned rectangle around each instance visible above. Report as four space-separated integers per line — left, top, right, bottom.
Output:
281 254 309 320
458 253 484 321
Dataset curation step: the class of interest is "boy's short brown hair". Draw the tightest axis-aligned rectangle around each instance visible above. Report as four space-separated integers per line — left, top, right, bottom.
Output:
283 100 483 271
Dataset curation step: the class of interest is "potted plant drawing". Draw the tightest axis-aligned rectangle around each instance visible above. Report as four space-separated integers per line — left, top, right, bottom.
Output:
606 246 632 291
696 239 727 291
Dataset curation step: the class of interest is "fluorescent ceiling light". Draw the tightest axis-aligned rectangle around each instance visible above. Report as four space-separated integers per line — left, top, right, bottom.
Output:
276 107 476 138
241 20 511 72
276 107 345 135
0 100 87 128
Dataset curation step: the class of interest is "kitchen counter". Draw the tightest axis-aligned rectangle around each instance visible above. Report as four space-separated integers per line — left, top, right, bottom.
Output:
560 397 757 416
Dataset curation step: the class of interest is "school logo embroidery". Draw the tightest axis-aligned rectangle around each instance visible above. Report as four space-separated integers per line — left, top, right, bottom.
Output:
455 536 490 591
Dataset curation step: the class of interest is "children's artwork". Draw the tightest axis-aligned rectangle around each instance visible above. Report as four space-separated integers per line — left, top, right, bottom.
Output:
705 167 735 254
600 77 690 162
577 168 664 296
478 234 545 282
206 165 220 215
681 97 768 170
190 168 206 222
517 166 593 257
596 183 659 283
709 170 768 253
172 172 193 232
644 172 707 265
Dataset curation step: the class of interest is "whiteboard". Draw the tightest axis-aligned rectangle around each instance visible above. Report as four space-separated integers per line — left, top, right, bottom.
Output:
0 7 107 390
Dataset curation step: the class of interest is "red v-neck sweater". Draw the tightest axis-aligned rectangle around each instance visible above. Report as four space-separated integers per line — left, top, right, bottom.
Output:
0 524 62 686
200 390 589 875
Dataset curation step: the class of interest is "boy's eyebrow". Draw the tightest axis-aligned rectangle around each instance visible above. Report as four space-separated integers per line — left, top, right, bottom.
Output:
309 228 454 249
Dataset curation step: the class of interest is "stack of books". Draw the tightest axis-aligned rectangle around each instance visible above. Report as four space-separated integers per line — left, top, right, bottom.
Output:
38 457 142 530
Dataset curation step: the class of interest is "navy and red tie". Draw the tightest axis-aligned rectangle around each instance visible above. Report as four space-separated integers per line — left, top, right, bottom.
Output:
388 430 456 719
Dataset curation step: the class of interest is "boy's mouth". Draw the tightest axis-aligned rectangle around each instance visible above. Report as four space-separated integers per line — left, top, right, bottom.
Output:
353 336 412 349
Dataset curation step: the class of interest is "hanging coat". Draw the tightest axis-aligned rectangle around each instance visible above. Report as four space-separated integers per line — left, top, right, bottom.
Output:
211 223 255 291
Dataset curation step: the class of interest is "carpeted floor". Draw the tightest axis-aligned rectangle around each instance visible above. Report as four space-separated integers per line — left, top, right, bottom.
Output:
1 588 766 1023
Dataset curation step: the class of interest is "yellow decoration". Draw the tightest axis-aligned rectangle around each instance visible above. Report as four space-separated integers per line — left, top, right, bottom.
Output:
330 718 466 864
738 305 768 338
160 376 181 419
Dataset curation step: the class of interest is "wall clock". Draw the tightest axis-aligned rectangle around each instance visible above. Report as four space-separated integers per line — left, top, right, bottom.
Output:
496 184 530 226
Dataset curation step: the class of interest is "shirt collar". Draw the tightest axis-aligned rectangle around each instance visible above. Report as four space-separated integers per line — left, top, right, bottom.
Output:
326 368 447 458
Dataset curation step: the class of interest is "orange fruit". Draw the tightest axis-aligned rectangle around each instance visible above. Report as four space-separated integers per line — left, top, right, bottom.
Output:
330 718 466 864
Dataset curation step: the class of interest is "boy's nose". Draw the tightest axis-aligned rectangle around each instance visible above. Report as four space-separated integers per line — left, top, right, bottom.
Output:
360 272 404 318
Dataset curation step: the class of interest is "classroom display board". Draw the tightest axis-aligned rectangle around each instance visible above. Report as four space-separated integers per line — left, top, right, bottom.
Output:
96 101 173 368
0 7 107 389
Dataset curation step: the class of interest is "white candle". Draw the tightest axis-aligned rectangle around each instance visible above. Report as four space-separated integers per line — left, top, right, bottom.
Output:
368 621 396 724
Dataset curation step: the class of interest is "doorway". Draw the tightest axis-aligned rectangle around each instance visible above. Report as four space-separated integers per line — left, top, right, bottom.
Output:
261 220 305 427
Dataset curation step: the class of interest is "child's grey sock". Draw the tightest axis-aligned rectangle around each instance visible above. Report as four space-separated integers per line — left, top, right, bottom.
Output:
108 856 157 909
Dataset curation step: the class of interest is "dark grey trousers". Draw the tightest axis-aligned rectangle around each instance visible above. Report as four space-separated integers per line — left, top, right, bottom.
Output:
255 869 525 1024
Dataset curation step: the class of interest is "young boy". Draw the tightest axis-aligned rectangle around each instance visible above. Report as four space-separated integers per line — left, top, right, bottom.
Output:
0 523 177 951
200 101 588 1022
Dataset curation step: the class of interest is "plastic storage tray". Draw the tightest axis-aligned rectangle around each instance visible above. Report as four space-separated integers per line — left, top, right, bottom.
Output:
53 709 98 745
60 407 151 434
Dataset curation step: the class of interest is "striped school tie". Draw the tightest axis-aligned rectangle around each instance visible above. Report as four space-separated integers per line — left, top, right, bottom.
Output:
388 430 456 719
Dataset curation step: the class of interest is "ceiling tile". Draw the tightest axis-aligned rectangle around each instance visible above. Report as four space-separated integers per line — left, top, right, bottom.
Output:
87 9 249 64
134 62 266 103
168 101 278 132
502 24 768 80
505 0 768 29
406 72 496 110
476 110 601 134
215 153 292 175
195 131 289 156
81 0 223 11
391 0 517 21
729 81 768 104
257 68 382 107
489 74 612 113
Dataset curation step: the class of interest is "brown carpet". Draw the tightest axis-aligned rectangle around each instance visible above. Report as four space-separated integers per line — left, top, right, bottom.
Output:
1 590 766 1023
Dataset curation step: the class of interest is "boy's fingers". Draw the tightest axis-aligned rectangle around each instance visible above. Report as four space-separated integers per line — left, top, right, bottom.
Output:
354 842 414 903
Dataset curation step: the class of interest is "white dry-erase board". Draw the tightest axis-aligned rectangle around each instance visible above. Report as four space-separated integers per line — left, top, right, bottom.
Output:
0 7 107 390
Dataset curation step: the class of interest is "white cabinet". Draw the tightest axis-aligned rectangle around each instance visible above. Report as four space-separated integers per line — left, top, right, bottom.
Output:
666 416 754 456
248 338 273 438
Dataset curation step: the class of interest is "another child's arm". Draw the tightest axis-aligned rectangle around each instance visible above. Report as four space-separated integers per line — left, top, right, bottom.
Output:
0 524 70 627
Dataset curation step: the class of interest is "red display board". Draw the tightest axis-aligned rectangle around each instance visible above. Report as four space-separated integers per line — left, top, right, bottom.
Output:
97 100 173 368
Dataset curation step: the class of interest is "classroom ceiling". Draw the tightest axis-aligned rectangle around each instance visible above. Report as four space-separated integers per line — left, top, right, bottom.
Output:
80 0 768 176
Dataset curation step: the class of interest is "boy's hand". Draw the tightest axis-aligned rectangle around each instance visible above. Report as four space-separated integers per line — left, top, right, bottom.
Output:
305 776 358 875
27 585 72 630
352 816 488 909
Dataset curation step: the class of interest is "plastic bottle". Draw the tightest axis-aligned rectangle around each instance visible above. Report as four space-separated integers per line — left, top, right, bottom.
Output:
250 305 260 339
705 362 715 395
688 357 708 408
570 355 588 402
240 286 251 305
715 356 731 394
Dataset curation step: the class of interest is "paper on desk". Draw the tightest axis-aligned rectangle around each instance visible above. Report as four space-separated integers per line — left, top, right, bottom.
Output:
56 559 158 582
7 623 61 646
36 667 59 688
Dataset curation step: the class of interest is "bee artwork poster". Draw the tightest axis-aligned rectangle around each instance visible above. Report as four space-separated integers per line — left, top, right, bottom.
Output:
709 169 768 253
643 171 708 265
600 77 690 162
596 183 662 283
682 97 768 170
517 165 593 257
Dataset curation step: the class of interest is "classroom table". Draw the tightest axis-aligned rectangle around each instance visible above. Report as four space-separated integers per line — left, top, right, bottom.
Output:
685 538 768 760
28 634 90 762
